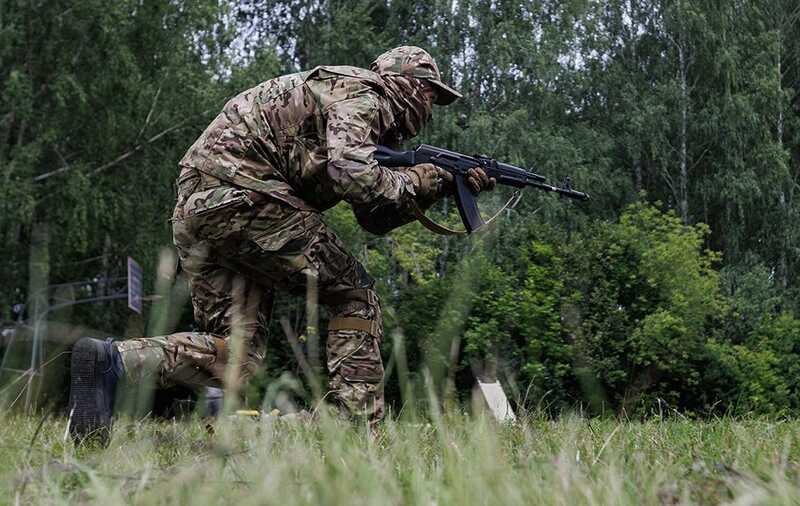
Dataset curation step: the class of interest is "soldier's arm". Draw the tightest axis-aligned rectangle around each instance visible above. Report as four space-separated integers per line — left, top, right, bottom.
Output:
351 200 425 235
324 97 416 222
325 96 430 235
351 179 445 235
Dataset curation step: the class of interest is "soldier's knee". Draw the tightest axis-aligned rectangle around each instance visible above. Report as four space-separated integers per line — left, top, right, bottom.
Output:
326 289 383 381
324 288 385 420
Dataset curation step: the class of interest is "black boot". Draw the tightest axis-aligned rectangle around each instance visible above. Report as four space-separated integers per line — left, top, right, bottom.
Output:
68 337 123 446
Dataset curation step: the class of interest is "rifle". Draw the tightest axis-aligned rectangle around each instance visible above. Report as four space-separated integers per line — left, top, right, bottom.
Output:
375 144 589 234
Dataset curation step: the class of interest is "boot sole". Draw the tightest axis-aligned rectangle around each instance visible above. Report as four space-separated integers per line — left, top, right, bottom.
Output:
69 338 112 446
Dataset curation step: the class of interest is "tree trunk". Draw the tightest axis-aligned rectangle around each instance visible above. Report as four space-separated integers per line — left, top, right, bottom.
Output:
677 38 689 224
776 38 789 288
633 157 643 194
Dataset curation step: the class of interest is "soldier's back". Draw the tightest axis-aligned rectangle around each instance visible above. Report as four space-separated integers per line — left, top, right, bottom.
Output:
179 66 390 212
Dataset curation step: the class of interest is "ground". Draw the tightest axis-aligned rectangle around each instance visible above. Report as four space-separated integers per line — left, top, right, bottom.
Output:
1 412 799 505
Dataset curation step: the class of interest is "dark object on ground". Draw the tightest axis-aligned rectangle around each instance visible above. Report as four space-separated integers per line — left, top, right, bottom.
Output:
202 387 223 417
68 337 123 446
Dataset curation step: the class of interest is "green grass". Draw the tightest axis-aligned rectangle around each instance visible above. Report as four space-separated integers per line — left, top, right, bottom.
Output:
2 412 799 505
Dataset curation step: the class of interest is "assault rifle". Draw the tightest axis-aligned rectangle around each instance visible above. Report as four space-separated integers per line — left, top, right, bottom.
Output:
375 144 589 234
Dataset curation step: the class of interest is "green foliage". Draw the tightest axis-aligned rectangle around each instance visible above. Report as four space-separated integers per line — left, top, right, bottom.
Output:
0 0 239 328
4 0 800 417
747 313 800 411
705 340 790 415
461 241 571 405
566 202 724 413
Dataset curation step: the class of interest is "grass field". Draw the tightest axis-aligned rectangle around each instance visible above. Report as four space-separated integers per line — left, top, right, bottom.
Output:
1 411 799 505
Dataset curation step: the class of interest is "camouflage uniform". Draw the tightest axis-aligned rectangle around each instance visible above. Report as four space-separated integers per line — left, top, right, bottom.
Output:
116 47 462 422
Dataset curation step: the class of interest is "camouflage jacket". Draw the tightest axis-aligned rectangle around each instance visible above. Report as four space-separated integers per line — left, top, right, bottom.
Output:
179 66 420 232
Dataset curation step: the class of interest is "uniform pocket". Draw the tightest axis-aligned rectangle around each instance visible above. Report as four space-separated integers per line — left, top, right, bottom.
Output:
252 226 307 252
250 208 322 252
341 360 384 384
330 334 384 384
180 187 253 243
341 337 384 384
184 187 253 218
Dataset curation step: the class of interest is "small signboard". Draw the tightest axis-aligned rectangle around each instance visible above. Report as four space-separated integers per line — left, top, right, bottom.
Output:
477 379 517 422
127 257 142 314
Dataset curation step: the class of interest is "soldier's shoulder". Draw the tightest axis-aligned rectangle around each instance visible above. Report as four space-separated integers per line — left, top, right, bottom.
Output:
325 94 384 124
311 65 381 82
306 66 387 112
309 65 386 98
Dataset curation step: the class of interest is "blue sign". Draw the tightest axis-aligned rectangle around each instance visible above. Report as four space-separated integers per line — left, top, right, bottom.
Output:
127 257 143 314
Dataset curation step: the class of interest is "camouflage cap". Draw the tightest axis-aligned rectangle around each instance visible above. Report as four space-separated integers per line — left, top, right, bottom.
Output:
370 46 462 105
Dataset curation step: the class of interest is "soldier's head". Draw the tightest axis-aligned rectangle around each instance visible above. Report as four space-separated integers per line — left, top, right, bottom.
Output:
371 46 462 106
371 46 462 139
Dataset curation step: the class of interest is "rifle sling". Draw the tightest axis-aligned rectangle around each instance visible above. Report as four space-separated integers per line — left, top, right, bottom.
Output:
411 191 522 236
411 201 466 235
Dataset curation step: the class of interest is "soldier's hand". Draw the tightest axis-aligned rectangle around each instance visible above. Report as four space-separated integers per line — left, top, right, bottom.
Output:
466 167 497 194
406 163 452 200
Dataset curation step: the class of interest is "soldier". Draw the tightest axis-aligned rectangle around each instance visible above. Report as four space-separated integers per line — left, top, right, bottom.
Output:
68 46 495 443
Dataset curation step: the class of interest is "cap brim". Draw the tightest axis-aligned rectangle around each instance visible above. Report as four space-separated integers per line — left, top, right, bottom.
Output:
430 79 462 105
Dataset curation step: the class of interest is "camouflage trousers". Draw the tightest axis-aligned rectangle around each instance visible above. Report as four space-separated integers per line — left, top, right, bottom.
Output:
116 170 385 422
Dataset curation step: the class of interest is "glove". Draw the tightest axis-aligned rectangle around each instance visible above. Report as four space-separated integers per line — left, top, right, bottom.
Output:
405 164 497 200
464 167 497 194
404 163 452 200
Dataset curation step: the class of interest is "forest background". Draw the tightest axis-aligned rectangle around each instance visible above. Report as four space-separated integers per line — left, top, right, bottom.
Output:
2 0 800 417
